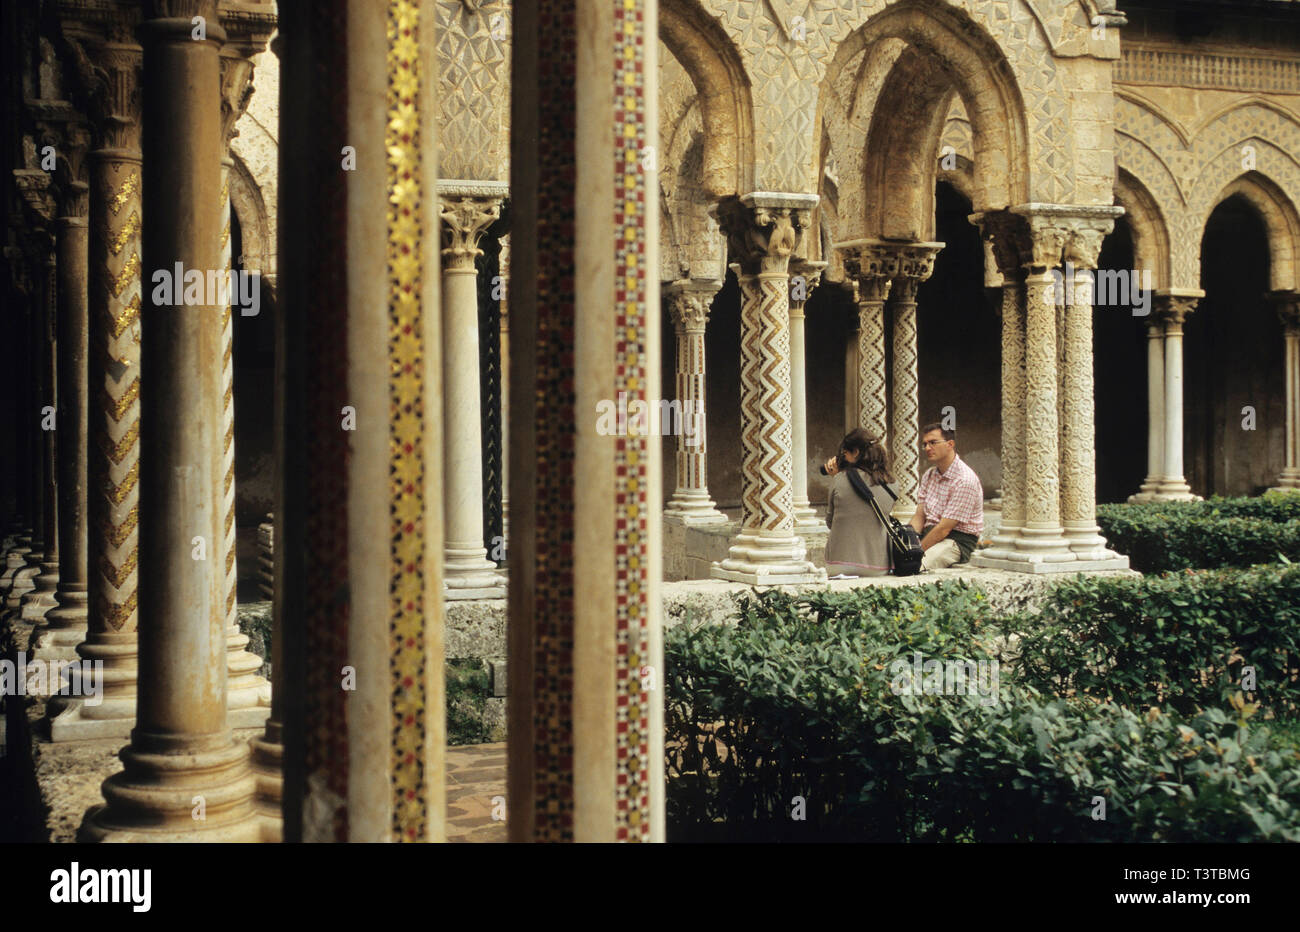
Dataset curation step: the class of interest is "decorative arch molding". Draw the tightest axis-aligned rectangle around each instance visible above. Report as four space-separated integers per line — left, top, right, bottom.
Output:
660 0 756 199
1114 167 1170 292
1114 88 1192 148
1201 173 1300 293
229 152 273 282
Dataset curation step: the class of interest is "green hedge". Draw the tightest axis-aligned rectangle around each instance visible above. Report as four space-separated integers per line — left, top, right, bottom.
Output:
666 585 1300 842
1010 565 1300 720
1098 492 1300 572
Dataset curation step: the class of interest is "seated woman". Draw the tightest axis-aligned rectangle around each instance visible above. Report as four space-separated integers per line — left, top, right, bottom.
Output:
822 428 893 578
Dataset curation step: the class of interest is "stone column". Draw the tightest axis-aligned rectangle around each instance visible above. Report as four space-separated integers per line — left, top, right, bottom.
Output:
33 121 92 660
1155 292 1200 500
1013 222 1074 561
837 241 896 441
278 0 446 843
1129 317 1166 501
843 282 859 435
218 43 272 720
1060 224 1127 567
1271 294 1300 490
50 18 144 739
81 2 259 841
499 235 510 540
970 213 1026 564
662 278 726 524
788 259 825 528
0 246 37 600
711 194 825 586
22 247 61 620
508 0 665 841
887 244 942 520
439 182 507 599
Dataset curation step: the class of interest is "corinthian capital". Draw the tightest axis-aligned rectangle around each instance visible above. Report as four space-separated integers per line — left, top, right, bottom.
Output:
1155 291 1201 331
440 196 503 271
664 278 721 331
717 192 817 276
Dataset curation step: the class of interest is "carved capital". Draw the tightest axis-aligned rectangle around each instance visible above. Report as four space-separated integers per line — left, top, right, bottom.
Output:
58 2 143 151
219 50 256 148
14 170 56 228
440 196 502 271
894 242 944 283
971 211 1029 277
1063 224 1111 270
1155 293 1199 332
788 258 826 310
1269 291 1300 334
1011 204 1123 272
717 194 815 276
664 279 721 332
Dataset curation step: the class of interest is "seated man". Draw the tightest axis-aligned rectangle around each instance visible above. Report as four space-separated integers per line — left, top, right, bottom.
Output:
909 423 984 570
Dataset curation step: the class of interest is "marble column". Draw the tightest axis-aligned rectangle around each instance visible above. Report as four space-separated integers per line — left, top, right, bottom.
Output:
837 240 896 442
439 182 507 600
81 2 259 842
278 0 446 843
33 123 92 660
218 43 273 720
1129 317 1166 501
662 278 726 524
499 235 510 540
508 0 664 840
788 259 825 528
887 244 942 521
50 22 144 739
1155 291 1200 500
1060 225 1127 566
711 194 825 586
1271 294 1300 491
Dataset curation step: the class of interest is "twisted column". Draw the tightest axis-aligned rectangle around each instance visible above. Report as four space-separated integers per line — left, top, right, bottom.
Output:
1155 292 1200 500
439 183 507 599
712 194 824 586
662 278 726 525
887 244 941 520
1129 317 1166 501
82 3 259 842
787 260 824 528
1271 295 1300 490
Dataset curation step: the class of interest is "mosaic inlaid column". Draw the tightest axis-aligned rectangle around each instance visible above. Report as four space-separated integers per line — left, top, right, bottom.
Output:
50 25 144 740
663 278 726 525
278 0 446 843
1155 292 1200 500
788 260 825 528
971 213 1026 565
712 194 825 586
82 2 258 841
1129 316 1166 501
837 240 896 442
33 124 92 660
1271 294 1300 491
219 43 273 720
508 0 664 841
439 182 507 600
1060 223 1127 567
887 244 941 521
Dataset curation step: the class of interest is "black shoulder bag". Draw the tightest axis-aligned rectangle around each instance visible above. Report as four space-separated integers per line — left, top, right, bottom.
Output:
843 469 925 576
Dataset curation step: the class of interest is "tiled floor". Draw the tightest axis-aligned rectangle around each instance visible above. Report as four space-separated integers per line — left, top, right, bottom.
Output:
446 742 506 842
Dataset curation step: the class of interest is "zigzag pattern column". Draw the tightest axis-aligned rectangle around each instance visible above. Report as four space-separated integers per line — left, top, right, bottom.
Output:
886 245 940 521
838 242 896 442
712 194 824 586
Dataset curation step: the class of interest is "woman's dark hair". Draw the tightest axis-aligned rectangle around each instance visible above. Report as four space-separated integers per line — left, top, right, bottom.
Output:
840 428 892 485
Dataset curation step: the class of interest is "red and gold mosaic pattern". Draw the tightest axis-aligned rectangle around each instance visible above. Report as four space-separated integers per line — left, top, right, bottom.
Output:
385 0 430 842
532 0 578 841
302 0 350 843
612 0 652 843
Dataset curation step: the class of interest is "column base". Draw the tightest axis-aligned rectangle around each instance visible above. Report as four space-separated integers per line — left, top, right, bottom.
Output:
1270 468 1300 491
793 499 822 528
30 591 89 663
1153 476 1200 501
20 563 60 621
445 546 506 600
664 489 728 525
711 530 828 586
969 549 1130 574
4 564 40 608
78 733 261 842
0 541 33 592
974 524 1021 562
251 725 283 842
1127 475 1165 502
44 631 139 741
227 624 272 711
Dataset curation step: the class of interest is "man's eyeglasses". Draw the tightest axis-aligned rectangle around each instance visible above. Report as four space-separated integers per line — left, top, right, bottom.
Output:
921 439 950 448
